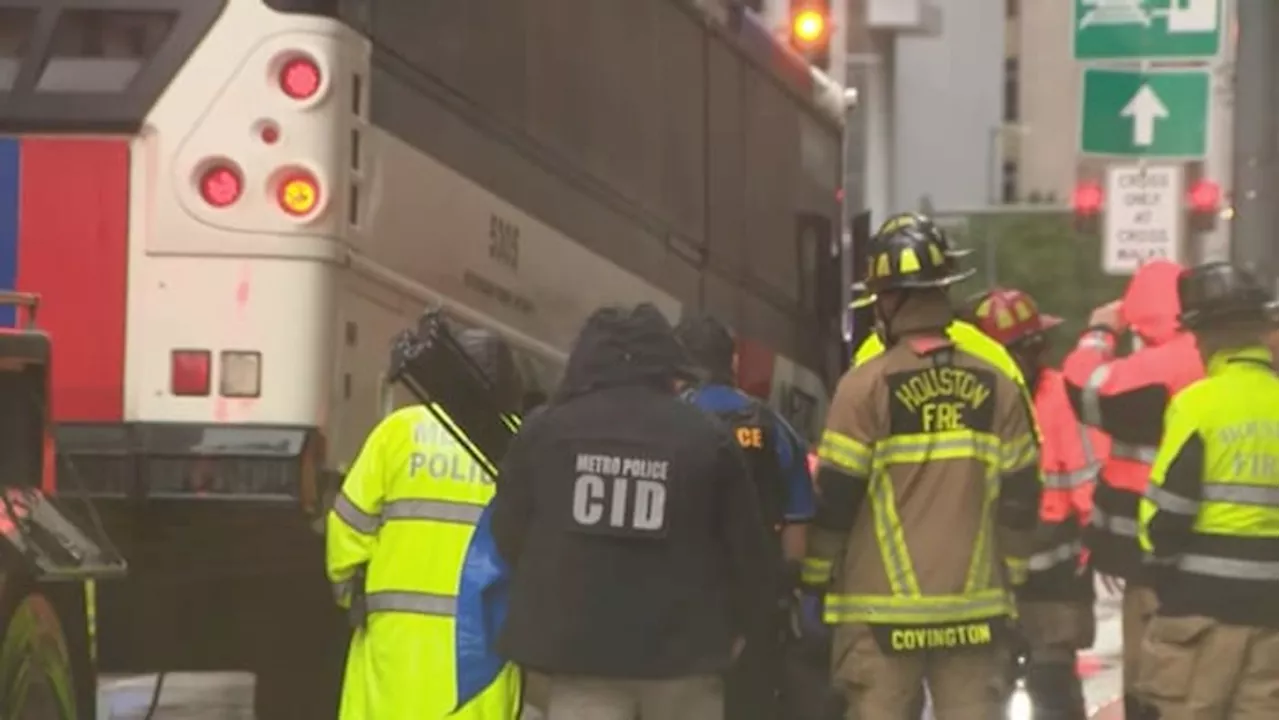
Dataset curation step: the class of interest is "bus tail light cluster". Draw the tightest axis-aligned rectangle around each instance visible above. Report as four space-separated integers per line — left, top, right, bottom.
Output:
170 349 262 398
171 350 211 397
276 169 322 217
220 351 262 398
278 54 322 101
198 162 244 208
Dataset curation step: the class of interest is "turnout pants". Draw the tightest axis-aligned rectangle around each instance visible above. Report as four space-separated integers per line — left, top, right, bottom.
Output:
545 674 723 720
1019 600 1095 720
1121 584 1159 717
1136 615 1278 720
834 623 1008 720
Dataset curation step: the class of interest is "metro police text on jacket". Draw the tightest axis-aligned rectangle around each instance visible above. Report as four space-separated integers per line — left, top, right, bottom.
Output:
572 452 671 537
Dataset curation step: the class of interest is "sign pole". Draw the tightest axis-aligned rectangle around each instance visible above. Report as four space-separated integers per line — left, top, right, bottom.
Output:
1229 0 1278 292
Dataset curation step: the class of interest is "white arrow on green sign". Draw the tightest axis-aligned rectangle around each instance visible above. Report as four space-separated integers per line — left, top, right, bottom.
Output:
1074 0 1222 61
1080 68 1210 158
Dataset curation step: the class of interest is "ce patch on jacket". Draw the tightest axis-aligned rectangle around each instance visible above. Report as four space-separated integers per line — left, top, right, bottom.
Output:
886 366 998 435
569 441 673 538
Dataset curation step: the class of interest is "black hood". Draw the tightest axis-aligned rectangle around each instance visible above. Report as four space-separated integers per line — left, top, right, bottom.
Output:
554 303 693 402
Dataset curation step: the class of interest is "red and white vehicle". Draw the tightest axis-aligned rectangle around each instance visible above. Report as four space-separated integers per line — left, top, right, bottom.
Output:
0 0 846 714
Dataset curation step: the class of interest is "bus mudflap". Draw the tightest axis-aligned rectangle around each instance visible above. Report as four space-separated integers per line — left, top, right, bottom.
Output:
388 309 519 473
0 487 128 581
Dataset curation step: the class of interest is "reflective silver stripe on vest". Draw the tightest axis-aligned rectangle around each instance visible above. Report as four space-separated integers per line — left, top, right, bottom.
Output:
1079 365 1111 428
1146 484 1199 516
1029 540 1082 572
1202 484 1280 507
1045 465 1097 489
333 493 380 535
365 591 458 616
1078 331 1112 352
1090 508 1138 537
1110 441 1157 464
332 577 355 603
1178 555 1280 581
382 498 484 525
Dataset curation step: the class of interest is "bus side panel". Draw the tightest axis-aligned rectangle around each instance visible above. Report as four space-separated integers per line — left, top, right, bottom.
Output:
0 140 17 328
16 138 130 422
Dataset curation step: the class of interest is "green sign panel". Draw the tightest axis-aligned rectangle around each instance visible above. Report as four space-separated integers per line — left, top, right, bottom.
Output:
1080 68 1210 158
1074 0 1222 60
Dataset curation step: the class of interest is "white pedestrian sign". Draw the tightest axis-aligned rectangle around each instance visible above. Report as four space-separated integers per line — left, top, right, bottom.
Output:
1121 85 1169 147
1102 164 1184 275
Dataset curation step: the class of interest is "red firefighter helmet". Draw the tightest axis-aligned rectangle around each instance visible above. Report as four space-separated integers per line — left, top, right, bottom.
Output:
971 288 1063 347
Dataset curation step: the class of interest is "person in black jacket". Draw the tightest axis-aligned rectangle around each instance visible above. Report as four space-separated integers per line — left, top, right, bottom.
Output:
490 303 774 720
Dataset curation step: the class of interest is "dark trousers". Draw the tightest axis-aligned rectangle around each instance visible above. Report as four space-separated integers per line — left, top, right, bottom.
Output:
725 621 780 720
776 633 846 720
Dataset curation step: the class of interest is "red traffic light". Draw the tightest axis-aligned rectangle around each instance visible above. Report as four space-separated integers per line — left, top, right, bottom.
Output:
1073 181 1104 215
1188 179 1221 213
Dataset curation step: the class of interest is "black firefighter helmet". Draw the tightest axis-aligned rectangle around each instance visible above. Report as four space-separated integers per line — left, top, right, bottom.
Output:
1177 261 1278 329
855 215 976 296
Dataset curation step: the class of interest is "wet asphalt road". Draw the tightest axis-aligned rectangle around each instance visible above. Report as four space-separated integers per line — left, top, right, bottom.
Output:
96 582 1128 719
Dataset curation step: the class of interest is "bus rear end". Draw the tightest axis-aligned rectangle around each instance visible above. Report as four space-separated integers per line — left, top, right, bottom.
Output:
0 0 362 712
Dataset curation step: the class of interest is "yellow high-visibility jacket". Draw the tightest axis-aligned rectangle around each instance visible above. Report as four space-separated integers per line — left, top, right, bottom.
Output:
327 405 521 720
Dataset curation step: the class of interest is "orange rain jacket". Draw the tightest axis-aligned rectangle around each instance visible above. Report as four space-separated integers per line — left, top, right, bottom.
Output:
1021 367 1108 601
1062 261 1204 581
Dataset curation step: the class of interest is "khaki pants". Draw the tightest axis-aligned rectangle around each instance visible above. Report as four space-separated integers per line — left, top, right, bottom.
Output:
834 623 1008 720
545 674 723 720
1122 584 1158 694
1136 615 1278 719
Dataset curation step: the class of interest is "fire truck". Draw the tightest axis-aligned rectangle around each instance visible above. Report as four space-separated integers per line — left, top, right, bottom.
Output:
0 0 846 715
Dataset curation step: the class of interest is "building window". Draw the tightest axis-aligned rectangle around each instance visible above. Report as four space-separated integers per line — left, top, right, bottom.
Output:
1003 57 1020 123
1001 160 1019 204
1006 0 1020 18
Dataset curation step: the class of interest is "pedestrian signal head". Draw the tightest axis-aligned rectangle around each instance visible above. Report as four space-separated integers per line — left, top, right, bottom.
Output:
1188 179 1221 214
1177 262 1277 330
970 288 1063 348
1072 181 1104 216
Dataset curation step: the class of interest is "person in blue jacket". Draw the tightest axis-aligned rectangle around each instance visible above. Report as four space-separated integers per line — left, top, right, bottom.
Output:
674 313 819 720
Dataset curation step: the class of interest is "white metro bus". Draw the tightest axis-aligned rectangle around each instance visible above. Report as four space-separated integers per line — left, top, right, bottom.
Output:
0 0 846 715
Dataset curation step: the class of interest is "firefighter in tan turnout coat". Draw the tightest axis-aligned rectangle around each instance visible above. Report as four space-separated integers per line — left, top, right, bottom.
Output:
807 220 1042 718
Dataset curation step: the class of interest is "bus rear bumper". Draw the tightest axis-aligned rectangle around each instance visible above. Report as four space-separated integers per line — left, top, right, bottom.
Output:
54 421 330 507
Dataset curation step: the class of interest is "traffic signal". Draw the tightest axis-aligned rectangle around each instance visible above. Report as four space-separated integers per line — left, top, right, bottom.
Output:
788 0 831 70
1186 177 1222 233
1072 179 1104 234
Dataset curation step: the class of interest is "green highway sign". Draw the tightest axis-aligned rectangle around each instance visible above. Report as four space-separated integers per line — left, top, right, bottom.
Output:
1080 68 1210 158
1074 0 1222 61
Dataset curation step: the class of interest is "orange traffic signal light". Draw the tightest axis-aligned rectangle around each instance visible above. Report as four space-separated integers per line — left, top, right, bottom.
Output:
792 9 826 45
788 0 831 70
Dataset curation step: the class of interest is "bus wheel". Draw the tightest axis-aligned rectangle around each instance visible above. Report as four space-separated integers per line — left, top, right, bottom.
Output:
0 583 80 720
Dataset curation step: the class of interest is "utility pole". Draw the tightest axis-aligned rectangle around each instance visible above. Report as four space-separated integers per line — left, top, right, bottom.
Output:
1229 0 1278 291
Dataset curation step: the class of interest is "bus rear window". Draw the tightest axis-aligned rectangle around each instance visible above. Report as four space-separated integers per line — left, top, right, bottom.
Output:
36 10 175 93
0 9 36 90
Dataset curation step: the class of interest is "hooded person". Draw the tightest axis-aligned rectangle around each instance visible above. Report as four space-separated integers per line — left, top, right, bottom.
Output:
488 303 775 720
328 325 526 720
1061 259 1206 720
673 313 818 720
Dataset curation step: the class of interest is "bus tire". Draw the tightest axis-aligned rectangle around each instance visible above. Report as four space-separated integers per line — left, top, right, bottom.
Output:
0 574 94 720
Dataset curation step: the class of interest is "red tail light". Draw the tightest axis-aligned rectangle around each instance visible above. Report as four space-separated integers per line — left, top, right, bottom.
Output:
171 349 211 397
276 169 322 217
279 55 322 101
198 162 243 208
